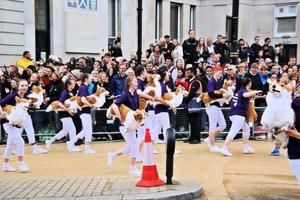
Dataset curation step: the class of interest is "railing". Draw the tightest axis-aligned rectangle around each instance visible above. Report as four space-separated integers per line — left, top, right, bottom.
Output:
0 107 267 143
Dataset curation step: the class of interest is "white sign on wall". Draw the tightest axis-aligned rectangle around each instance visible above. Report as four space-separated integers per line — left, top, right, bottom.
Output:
66 0 99 11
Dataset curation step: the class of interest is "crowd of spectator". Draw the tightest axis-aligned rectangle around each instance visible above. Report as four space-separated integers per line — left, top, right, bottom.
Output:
1 30 299 112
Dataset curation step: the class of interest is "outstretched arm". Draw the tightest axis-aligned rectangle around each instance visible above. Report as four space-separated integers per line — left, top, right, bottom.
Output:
286 129 300 140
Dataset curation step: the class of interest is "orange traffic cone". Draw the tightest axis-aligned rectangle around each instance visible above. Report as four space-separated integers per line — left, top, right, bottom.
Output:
136 128 164 187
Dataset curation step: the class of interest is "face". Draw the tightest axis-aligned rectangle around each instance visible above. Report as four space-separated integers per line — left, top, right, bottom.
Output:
250 65 259 75
100 73 108 82
189 31 195 39
78 58 86 66
213 54 220 63
130 78 138 90
85 75 92 84
177 70 183 78
206 68 213 77
11 80 17 88
199 38 205 45
91 71 99 79
119 65 127 75
270 74 277 82
18 80 28 93
173 39 178 47
30 73 38 82
176 59 183 69
154 45 160 52
207 37 212 46
68 81 76 90
185 70 191 79
25 52 31 60
255 37 260 43
214 70 223 80
290 58 297 65
165 59 172 67
227 67 235 75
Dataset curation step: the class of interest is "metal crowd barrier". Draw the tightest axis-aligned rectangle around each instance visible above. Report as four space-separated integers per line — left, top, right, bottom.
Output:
0 107 267 143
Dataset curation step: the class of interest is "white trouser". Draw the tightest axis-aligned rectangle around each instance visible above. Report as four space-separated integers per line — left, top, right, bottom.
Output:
3 123 25 158
77 113 93 143
226 115 250 140
54 117 77 141
119 126 139 158
206 105 226 132
155 112 170 141
289 159 300 185
21 114 36 144
138 110 159 142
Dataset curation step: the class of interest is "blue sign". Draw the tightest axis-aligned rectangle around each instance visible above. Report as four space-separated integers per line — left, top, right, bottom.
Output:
67 0 98 11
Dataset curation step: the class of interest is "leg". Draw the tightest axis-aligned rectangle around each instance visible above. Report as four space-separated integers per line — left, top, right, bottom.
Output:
188 112 201 143
221 116 245 156
206 106 219 145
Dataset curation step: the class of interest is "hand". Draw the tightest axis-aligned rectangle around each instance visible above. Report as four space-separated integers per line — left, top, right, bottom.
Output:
223 93 230 99
68 110 75 116
171 106 177 114
44 97 50 102
256 90 263 95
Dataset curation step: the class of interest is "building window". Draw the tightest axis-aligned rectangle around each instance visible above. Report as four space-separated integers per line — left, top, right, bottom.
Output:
170 3 181 40
108 0 120 45
274 4 298 37
189 5 196 30
155 0 162 42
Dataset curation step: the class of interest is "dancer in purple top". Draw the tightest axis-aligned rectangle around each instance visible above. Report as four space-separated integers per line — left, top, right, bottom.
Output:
220 77 262 156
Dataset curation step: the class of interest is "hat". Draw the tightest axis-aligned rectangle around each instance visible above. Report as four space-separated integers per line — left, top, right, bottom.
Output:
265 58 272 64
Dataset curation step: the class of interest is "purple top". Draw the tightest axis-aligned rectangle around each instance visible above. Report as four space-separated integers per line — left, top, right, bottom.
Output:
78 84 89 97
155 82 169 114
78 83 91 114
115 90 139 111
137 78 146 91
0 92 27 106
206 78 222 92
229 88 250 117
59 89 72 103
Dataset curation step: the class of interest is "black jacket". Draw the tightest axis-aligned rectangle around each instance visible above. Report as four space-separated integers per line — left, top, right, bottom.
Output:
45 79 64 104
182 38 198 64
249 43 262 63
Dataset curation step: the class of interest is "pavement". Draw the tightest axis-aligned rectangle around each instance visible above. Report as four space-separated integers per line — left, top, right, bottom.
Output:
0 140 299 200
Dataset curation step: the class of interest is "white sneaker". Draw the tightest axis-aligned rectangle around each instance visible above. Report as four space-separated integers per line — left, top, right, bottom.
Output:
83 147 96 154
175 149 182 154
107 153 115 168
155 140 165 144
204 137 212 148
129 168 141 177
45 140 52 151
18 162 29 173
32 146 48 154
2 163 16 172
220 148 232 157
67 141 75 152
69 146 82 152
210 145 221 153
153 149 159 154
243 147 255 154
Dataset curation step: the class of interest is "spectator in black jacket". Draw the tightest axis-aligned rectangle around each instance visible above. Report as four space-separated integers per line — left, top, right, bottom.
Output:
238 38 249 63
249 36 262 64
245 63 266 106
262 38 275 62
214 36 230 66
196 37 210 63
182 30 198 64
112 40 123 58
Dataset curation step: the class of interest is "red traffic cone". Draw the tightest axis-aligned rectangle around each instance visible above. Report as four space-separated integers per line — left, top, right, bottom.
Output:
136 128 164 187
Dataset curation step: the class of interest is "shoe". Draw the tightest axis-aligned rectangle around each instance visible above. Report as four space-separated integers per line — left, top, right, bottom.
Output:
83 147 96 154
220 148 232 157
2 163 16 172
183 139 192 143
32 146 48 154
210 145 221 153
69 146 82 152
189 140 200 144
18 162 29 173
153 149 159 154
136 154 143 163
67 141 75 152
45 140 52 151
155 140 165 144
243 147 255 154
269 149 280 156
175 149 182 154
107 153 115 167
129 168 141 177
204 137 212 148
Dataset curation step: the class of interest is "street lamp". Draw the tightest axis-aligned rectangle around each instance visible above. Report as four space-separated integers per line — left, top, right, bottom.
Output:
230 0 239 64
137 0 143 64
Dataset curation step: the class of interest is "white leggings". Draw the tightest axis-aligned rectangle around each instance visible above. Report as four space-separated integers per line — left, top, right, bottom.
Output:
226 115 250 140
3 123 24 159
206 106 226 132
155 112 170 141
119 126 139 158
77 113 93 143
289 159 300 185
54 117 77 141
21 114 36 144
137 110 159 142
